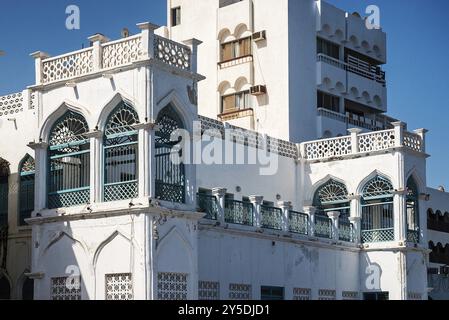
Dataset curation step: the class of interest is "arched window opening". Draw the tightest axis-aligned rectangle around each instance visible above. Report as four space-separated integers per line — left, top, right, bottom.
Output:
0 159 10 227
19 155 35 226
22 277 34 300
313 179 350 220
406 177 420 243
103 102 139 202
48 111 90 209
155 106 185 203
0 275 10 300
361 176 395 243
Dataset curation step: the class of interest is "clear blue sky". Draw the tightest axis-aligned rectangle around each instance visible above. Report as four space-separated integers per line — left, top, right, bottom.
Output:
0 0 448 188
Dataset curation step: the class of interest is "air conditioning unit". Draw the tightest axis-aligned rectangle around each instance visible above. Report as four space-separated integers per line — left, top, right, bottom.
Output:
252 30 266 42
250 85 267 96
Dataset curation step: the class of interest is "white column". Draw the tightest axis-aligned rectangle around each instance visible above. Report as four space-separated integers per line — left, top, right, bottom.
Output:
327 211 340 241
249 195 263 228
28 142 48 213
393 189 408 243
304 206 316 237
348 128 362 154
278 201 292 232
86 130 103 204
134 123 154 199
183 39 203 74
392 121 406 148
212 188 227 224
348 217 362 244
87 34 109 71
137 22 159 59
30 51 50 85
414 128 428 153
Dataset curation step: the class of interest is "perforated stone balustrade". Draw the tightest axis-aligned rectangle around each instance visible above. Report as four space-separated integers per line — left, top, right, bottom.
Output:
32 22 194 85
300 122 427 161
0 90 37 118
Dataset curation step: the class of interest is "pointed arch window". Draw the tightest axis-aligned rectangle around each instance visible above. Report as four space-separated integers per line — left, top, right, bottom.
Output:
313 179 350 220
103 102 139 202
0 159 10 227
155 106 185 203
19 155 35 225
406 177 420 243
361 176 395 243
48 111 90 209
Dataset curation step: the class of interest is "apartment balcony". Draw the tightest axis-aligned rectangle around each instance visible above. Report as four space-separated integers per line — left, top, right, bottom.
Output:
218 108 255 130
217 0 253 38
317 108 394 133
317 1 386 63
317 54 387 112
218 55 252 91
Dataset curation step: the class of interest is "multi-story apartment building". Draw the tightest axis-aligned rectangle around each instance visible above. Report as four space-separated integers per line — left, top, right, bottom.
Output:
0 0 448 300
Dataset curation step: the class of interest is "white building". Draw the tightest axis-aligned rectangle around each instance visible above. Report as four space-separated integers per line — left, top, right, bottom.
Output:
0 0 448 300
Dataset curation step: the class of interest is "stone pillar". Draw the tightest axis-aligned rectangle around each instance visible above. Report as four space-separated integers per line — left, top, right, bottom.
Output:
249 196 264 228
86 130 103 204
349 216 362 244
327 211 341 241
30 51 50 85
212 188 227 224
304 206 316 237
278 201 292 232
414 128 428 153
87 33 109 71
183 39 203 74
137 22 159 59
134 122 155 199
393 189 408 243
392 121 406 148
28 142 48 213
348 128 363 154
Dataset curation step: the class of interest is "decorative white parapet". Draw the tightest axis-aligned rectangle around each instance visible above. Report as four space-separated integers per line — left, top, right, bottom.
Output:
0 89 37 118
300 122 427 161
30 22 193 86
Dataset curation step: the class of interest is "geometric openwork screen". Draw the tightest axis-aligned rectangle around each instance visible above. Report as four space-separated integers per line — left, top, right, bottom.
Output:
361 175 395 243
19 154 35 225
313 179 350 220
47 111 90 209
103 102 139 202
155 105 185 203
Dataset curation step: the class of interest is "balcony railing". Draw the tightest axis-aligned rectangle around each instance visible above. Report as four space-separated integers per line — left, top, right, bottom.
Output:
407 230 420 243
339 220 355 242
361 228 394 243
301 123 426 161
35 27 192 85
315 215 333 239
317 53 386 86
317 108 393 132
224 199 253 226
289 211 309 235
197 193 219 220
218 108 254 121
260 205 283 231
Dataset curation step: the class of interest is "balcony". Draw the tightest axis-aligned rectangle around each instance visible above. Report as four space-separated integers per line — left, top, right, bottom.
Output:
197 195 354 243
317 54 387 111
218 108 255 130
317 108 394 132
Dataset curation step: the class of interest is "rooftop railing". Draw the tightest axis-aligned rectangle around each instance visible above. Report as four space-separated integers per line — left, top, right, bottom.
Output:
300 122 426 161
31 23 194 86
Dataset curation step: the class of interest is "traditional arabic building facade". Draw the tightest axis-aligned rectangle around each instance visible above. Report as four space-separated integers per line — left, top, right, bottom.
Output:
0 0 448 300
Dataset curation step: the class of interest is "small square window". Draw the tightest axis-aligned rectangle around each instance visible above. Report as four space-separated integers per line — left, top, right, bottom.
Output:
171 7 181 26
